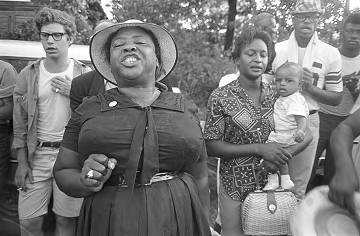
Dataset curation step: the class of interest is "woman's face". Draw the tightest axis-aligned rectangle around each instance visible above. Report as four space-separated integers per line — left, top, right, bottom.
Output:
235 38 268 80
109 27 158 86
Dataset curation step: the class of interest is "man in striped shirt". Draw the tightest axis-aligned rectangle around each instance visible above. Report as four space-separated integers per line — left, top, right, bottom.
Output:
307 12 360 192
272 0 343 199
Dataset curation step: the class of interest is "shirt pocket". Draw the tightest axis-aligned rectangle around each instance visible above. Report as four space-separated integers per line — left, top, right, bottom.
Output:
15 94 28 114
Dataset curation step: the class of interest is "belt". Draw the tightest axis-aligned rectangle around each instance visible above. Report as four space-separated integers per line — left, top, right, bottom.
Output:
37 141 61 148
309 110 318 115
105 172 178 188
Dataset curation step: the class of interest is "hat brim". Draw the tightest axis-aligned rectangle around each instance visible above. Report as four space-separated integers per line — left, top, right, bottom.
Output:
290 186 360 236
90 21 178 84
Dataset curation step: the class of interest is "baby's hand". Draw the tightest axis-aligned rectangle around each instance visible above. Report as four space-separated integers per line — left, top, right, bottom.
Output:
294 130 305 143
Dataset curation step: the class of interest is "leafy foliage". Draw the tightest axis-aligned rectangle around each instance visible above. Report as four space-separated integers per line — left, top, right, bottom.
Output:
1 0 107 45
1 0 353 113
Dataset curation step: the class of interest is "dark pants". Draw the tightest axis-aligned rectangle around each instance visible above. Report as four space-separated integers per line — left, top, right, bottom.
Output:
0 123 20 236
0 124 11 192
306 112 348 192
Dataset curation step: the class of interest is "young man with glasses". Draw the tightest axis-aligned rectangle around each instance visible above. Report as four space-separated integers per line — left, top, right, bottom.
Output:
12 7 91 236
308 12 360 191
272 0 343 199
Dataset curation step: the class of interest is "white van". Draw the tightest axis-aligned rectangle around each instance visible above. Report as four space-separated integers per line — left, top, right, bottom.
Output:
0 39 92 71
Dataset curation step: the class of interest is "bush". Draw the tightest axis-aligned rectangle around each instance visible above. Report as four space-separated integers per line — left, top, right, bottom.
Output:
162 30 233 118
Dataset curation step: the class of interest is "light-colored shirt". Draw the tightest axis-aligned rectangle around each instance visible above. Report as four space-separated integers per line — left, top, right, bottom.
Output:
218 72 239 87
37 59 74 142
273 32 343 111
267 91 309 145
0 60 17 99
321 53 360 116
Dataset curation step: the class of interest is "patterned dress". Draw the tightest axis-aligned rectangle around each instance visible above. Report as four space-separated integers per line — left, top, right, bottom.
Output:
204 79 277 201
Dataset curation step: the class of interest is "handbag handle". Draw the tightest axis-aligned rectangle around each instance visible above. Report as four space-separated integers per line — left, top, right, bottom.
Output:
256 170 280 214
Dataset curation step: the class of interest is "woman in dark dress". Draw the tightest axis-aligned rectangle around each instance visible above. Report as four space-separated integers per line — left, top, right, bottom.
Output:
53 20 211 236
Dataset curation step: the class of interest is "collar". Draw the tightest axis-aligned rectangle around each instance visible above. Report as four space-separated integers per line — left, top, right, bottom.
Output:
229 79 271 101
99 88 184 112
289 30 319 47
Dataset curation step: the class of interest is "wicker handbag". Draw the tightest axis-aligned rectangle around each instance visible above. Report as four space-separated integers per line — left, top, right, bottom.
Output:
241 174 299 235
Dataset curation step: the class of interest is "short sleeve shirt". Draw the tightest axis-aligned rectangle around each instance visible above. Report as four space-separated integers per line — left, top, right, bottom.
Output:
273 37 343 111
267 92 309 145
204 79 277 201
0 60 17 99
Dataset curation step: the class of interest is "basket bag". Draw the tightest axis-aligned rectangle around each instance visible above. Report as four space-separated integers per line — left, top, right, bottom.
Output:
241 174 299 235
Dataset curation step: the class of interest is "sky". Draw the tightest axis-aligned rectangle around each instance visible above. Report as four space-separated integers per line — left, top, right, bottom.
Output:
101 0 113 19
350 0 360 10
101 0 360 19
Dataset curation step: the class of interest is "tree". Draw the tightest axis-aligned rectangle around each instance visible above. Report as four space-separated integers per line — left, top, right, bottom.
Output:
2 0 108 44
224 0 237 51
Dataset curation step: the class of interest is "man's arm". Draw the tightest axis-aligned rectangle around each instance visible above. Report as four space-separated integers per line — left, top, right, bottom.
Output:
0 61 17 120
302 49 343 106
12 69 33 191
302 68 343 106
328 109 360 215
0 96 13 120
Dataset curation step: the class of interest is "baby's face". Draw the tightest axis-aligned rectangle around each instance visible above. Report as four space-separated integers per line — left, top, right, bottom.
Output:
275 69 301 97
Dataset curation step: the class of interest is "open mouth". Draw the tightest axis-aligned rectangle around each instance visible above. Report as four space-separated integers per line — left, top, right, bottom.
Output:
121 54 140 65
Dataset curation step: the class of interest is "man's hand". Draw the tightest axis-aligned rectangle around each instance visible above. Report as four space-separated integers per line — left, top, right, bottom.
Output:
15 164 33 192
302 67 315 91
329 167 359 216
51 75 71 97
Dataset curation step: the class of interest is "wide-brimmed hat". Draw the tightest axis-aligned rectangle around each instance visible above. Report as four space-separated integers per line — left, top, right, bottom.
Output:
291 185 360 236
90 19 178 84
292 0 324 15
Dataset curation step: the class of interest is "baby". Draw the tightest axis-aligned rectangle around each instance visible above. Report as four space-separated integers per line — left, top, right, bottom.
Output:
263 62 309 190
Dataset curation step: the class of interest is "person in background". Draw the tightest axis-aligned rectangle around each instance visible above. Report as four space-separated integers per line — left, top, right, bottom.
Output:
272 0 343 199
0 60 17 194
307 12 360 191
213 13 278 234
204 26 311 236
328 108 360 218
53 19 212 236
218 12 277 88
12 7 91 236
263 62 309 190
70 19 116 111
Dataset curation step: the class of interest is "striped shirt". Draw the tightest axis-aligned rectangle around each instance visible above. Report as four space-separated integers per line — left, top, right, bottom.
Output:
273 36 343 111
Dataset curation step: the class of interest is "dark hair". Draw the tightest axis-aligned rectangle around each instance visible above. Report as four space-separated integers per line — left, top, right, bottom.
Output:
104 26 164 79
232 26 275 73
344 12 360 26
34 7 76 37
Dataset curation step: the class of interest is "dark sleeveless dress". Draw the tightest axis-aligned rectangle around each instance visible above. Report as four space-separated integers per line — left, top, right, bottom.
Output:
61 88 211 236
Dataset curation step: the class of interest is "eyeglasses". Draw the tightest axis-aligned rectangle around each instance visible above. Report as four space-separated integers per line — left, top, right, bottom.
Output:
39 32 67 41
293 15 319 23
